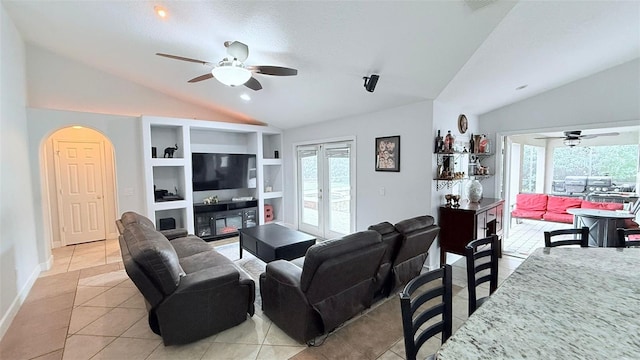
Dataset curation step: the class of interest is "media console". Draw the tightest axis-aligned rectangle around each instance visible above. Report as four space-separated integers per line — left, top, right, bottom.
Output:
194 200 258 241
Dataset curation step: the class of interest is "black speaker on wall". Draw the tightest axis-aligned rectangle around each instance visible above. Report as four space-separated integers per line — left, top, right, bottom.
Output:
159 217 176 230
363 74 379 92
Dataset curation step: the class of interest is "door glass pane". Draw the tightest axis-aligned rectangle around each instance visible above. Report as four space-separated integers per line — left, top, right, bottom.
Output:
521 145 539 193
300 149 319 227
327 146 350 235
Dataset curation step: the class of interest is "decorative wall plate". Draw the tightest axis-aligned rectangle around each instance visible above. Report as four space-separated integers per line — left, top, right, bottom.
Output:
458 114 468 134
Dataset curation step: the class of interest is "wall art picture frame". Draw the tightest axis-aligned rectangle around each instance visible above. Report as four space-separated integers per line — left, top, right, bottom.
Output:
458 114 468 134
375 135 400 172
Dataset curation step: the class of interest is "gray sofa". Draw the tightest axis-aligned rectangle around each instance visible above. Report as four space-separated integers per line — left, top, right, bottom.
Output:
116 212 255 345
259 215 440 344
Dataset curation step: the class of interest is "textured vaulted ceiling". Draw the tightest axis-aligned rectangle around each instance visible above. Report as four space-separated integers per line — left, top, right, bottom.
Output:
3 1 639 129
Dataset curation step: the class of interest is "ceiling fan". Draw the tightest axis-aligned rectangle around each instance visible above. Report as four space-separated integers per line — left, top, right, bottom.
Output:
534 130 619 147
156 41 297 91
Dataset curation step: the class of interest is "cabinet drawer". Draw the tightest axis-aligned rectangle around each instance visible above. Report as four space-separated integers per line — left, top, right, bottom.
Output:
487 207 497 223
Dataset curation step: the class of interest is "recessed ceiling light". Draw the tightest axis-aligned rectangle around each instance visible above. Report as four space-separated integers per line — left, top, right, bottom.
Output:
154 6 167 18
515 84 528 90
240 93 251 101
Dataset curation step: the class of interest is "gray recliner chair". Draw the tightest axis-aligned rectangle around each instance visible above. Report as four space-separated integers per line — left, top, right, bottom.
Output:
368 221 403 299
118 212 255 345
391 215 440 291
259 230 386 344
369 215 440 295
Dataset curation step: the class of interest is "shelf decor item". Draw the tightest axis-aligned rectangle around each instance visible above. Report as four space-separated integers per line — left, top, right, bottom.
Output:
458 114 468 134
445 193 453 206
434 130 443 153
163 144 178 158
466 179 483 203
452 194 461 207
444 131 455 153
375 135 400 172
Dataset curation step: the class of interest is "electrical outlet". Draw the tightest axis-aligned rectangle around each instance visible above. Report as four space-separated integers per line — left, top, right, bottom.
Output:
379 187 385 196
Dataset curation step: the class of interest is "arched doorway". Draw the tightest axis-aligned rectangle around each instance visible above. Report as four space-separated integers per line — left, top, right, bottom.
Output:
42 126 118 248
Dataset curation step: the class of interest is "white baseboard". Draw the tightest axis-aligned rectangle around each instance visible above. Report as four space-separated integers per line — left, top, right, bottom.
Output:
0 263 41 340
42 254 53 272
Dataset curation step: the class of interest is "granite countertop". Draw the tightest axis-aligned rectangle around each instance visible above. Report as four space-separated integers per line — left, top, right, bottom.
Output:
436 248 640 359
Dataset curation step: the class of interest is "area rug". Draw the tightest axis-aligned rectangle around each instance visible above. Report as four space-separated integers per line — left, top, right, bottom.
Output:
214 241 266 307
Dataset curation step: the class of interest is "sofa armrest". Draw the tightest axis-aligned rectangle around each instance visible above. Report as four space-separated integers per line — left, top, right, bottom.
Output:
264 260 303 287
176 265 240 293
161 228 189 240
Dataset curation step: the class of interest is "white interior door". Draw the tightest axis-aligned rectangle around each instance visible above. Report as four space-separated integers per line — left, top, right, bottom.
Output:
297 141 355 239
55 140 106 245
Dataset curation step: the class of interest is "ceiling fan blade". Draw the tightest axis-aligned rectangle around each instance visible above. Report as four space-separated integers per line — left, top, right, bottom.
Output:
533 136 565 140
244 77 263 91
188 73 214 83
247 65 298 76
224 41 249 62
156 53 209 65
592 132 620 137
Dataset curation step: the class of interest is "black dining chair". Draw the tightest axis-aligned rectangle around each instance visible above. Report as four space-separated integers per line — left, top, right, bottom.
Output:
465 235 499 316
399 264 452 360
616 228 640 248
544 227 589 248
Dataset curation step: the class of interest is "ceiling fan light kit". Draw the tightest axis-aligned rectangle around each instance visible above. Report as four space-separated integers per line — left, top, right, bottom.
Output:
211 60 252 86
563 138 580 147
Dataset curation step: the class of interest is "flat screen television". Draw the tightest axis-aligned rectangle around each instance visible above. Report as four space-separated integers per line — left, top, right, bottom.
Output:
192 153 256 191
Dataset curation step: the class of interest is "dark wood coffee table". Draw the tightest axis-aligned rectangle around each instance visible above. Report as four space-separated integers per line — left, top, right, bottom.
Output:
238 224 316 262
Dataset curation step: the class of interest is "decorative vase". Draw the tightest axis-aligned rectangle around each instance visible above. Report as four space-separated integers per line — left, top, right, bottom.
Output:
466 179 483 202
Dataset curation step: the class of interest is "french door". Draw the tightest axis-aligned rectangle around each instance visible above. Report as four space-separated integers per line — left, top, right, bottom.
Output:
297 141 355 239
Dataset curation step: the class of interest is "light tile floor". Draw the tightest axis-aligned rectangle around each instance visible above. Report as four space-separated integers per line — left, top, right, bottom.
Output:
503 219 571 258
1 233 529 360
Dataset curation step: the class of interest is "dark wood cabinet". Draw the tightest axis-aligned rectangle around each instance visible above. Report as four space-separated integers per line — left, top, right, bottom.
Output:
439 198 504 266
194 200 257 241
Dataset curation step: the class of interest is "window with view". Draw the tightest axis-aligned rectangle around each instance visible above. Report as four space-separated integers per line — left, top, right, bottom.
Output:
521 145 545 193
552 145 639 193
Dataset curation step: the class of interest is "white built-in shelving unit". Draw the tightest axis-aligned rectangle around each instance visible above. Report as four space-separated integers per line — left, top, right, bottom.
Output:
141 116 283 234
259 133 283 224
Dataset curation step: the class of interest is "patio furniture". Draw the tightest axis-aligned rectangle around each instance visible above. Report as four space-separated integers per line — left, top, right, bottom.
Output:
543 227 589 248
567 208 635 247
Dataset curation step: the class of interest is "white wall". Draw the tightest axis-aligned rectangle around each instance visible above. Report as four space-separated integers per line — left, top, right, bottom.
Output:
23 43 257 271
25 44 249 124
283 101 433 231
27 108 146 259
0 4 41 338
479 58 640 199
